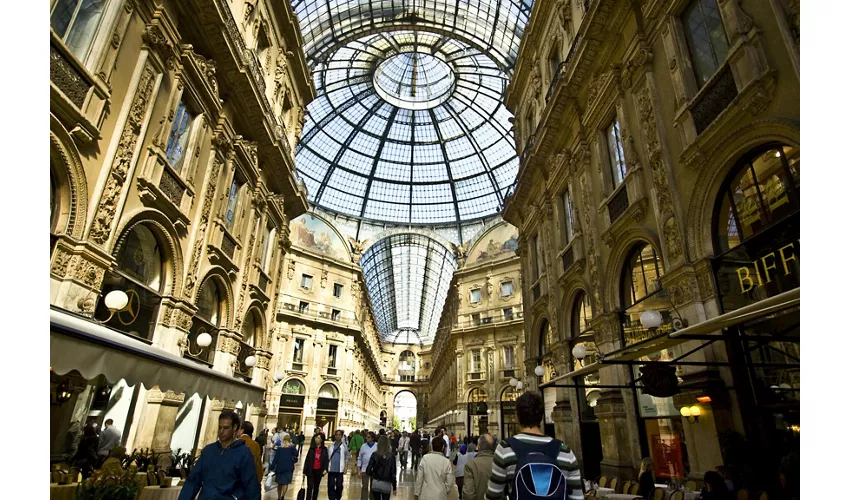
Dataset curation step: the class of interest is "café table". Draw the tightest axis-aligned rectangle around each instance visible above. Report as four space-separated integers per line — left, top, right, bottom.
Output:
138 485 183 500
601 494 640 500
49 483 78 500
595 487 615 496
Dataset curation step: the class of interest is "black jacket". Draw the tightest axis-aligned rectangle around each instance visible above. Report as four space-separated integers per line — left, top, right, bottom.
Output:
410 433 421 451
302 445 329 475
367 452 397 491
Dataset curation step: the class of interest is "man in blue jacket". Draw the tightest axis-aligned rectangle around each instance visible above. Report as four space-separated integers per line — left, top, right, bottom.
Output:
178 411 261 500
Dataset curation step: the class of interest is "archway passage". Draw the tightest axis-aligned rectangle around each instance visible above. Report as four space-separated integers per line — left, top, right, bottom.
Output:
393 391 417 432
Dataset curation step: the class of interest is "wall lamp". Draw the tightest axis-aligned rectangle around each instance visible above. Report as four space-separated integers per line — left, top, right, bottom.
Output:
572 345 587 366
87 290 130 323
680 405 701 424
179 331 212 357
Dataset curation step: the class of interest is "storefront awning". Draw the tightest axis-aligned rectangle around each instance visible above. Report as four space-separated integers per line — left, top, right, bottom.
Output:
540 287 800 388
50 307 265 406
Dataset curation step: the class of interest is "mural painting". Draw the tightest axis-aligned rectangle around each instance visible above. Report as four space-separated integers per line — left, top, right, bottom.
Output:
290 214 349 261
468 223 519 263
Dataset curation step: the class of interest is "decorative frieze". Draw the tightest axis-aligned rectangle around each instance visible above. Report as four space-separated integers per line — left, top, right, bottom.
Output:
183 158 223 299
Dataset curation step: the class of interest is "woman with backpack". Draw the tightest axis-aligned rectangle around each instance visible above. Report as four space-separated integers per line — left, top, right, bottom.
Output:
366 435 397 499
302 433 329 500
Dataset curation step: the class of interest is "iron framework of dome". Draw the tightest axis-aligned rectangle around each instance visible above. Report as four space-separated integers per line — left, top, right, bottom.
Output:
295 28 525 227
359 233 457 345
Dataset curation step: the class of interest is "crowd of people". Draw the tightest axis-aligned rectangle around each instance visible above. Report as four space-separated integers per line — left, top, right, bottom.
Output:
56 390 799 500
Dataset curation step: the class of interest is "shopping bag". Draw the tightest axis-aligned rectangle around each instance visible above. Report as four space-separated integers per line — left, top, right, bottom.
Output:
297 475 306 500
265 472 276 491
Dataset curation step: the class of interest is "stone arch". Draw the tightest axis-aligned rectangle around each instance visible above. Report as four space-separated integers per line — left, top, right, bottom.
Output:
318 382 341 399
195 266 235 329
529 314 551 360
49 114 88 239
241 301 267 348
364 225 456 258
601 228 663 312
111 208 185 296
466 386 489 402
560 279 592 340
686 119 800 259
279 377 307 394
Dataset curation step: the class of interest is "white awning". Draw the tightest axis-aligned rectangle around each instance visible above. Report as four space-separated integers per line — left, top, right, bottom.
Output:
540 287 800 388
50 307 265 406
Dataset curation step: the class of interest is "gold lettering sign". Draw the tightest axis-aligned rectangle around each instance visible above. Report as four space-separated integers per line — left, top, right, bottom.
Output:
737 240 799 294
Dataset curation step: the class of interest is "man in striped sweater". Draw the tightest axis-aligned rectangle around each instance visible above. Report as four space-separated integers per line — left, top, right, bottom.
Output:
485 391 583 500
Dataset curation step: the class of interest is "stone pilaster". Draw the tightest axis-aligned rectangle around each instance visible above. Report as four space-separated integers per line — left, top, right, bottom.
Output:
201 398 227 453
134 386 185 457
50 237 113 316
594 390 639 481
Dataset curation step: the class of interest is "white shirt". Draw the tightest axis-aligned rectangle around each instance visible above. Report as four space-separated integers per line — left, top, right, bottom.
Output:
398 436 410 452
442 435 450 457
328 441 348 472
357 442 377 472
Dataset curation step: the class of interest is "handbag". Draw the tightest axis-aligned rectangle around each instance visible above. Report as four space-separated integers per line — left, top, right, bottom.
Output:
264 472 276 491
297 475 306 500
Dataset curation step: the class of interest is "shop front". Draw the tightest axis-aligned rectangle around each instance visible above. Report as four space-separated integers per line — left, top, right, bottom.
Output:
278 391 306 435
316 383 339 435
500 388 518 439
467 388 488 437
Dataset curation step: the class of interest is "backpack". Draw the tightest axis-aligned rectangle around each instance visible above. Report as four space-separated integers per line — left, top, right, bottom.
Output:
507 437 568 500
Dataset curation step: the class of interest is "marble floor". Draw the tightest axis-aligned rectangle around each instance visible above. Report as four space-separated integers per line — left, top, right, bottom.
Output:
262 452 462 500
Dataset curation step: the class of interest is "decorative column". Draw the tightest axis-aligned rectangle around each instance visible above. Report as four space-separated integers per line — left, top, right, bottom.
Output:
134 387 185 460
591 313 641 480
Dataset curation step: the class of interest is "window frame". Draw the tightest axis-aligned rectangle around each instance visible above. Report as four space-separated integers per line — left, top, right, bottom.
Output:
301 274 313 290
469 287 482 304
333 282 344 298
164 98 199 174
50 0 116 66
328 343 338 368
562 185 575 244
500 280 514 297
605 117 628 191
298 301 310 313
681 0 731 90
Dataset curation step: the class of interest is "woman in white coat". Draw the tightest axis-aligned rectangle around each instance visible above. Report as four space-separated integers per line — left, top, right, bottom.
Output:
414 436 454 500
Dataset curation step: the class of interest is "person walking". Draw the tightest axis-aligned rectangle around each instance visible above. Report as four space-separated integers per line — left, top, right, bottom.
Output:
358 432 378 500
269 434 298 500
398 431 411 471
327 430 349 500
410 430 422 471
390 430 400 461
462 434 496 500
441 429 451 459
637 457 656 500
298 432 306 456
366 435 398 500
485 391 583 500
450 433 457 454
303 433 329 500
349 430 365 475
96 419 121 466
237 421 263 486
415 436 454 500
178 411 260 500
453 444 473 499
72 425 99 480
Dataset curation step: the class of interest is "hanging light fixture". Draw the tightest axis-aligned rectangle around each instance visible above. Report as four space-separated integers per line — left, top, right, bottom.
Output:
534 365 545 377
509 377 518 387
572 345 587 366
680 405 701 424
245 355 257 368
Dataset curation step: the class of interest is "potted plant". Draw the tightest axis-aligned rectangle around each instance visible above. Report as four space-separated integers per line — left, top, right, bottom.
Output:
75 466 141 500
168 449 194 477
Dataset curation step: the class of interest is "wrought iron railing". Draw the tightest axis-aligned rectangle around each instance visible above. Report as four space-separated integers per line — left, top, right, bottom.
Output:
221 233 236 260
607 186 630 223
562 245 575 272
692 65 738 134
280 302 355 325
455 310 523 329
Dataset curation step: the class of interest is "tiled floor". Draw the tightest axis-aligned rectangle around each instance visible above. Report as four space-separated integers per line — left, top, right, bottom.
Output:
262 453 461 500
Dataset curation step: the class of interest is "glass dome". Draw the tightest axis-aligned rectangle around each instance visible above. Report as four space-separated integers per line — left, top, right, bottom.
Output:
296 31 519 226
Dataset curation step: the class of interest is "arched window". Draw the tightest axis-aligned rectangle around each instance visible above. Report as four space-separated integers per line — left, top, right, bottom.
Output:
187 278 225 364
715 144 799 253
569 291 598 420
96 224 165 340
538 319 555 357
620 242 672 346
282 379 306 395
241 309 260 347
319 383 339 399
713 143 800 310
468 387 487 403
500 387 517 402
197 279 222 326
548 43 560 82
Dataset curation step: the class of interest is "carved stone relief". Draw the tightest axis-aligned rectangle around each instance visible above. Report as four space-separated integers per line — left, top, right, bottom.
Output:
183 158 223 298
89 64 157 246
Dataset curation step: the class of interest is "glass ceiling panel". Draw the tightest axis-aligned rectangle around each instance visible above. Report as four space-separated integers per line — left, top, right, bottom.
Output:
295 29 520 226
360 233 458 345
291 0 532 71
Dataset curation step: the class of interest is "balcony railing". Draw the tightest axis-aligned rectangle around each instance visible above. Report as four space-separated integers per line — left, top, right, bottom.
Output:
455 310 523 329
324 364 339 377
562 245 575 272
280 302 356 326
607 186 630 223
502 369 516 379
